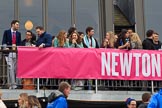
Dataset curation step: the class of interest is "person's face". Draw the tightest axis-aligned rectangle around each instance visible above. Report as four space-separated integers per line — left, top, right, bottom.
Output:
88 30 94 36
79 34 84 39
128 29 133 37
114 35 118 42
26 32 32 40
125 32 129 38
72 33 78 40
64 87 71 97
152 34 159 42
127 101 136 108
36 28 43 36
106 33 110 40
12 22 19 31
64 32 68 38
18 96 24 107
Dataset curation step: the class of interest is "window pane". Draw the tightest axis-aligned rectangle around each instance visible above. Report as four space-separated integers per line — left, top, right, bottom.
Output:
76 0 99 42
0 0 14 43
19 0 42 39
48 0 71 36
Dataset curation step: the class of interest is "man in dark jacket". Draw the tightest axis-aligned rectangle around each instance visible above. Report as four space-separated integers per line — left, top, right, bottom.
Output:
142 29 155 50
47 82 71 108
35 26 52 48
138 92 151 108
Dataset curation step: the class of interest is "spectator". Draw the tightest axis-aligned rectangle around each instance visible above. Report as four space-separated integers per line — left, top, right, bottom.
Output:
47 81 71 108
78 31 84 39
138 92 151 108
142 29 155 50
101 31 115 48
53 30 69 48
35 26 52 48
18 93 28 108
67 27 77 38
147 88 162 108
0 90 7 108
2 19 21 48
128 28 134 37
130 33 142 49
83 26 99 48
152 32 162 50
115 29 131 50
21 30 35 46
126 98 137 108
78 31 84 44
27 95 41 108
2 20 21 89
69 32 83 48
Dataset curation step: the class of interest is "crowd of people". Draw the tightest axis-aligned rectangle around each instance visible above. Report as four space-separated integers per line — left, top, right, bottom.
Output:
1 20 162 90
1 19 162 107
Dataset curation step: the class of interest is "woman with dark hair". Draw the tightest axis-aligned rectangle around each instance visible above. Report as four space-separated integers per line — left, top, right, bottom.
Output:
69 32 83 48
126 98 137 108
115 29 132 49
67 27 77 38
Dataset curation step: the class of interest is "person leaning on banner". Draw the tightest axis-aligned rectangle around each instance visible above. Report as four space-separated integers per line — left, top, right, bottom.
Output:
1 20 21 89
82 26 99 48
21 30 35 46
115 29 132 50
47 81 71 108
142 29 155 50
34 26 52 48
147 88 162 108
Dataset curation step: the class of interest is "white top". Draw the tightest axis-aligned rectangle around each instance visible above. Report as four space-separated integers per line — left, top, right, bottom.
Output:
0 100 7 108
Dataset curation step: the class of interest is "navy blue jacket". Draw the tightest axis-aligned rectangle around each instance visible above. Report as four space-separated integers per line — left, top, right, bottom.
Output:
36 32 52 47
2 29 21 46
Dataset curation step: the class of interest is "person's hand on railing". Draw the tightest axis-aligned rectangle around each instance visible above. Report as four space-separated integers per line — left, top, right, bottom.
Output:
31 44 36 47
39 43 45 48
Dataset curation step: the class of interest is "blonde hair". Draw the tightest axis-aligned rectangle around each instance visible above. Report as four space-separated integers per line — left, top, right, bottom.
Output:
130 33 142 44
19 93 28 108
106 31 115 48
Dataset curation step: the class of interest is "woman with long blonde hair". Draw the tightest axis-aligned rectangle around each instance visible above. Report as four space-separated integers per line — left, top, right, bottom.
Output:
101 31 115 48
130 33 142 49
18 93 28 108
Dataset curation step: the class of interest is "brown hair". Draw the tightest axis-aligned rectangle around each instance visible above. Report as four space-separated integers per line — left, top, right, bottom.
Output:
58 81 71 93
142 93 151 102
28 95 41 108
57 30 67 47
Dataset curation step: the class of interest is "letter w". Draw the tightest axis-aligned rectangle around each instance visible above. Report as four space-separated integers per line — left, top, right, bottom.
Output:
120 53 132 76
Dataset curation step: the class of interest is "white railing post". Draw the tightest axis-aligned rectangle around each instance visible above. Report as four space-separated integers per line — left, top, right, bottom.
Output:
37 78 40 93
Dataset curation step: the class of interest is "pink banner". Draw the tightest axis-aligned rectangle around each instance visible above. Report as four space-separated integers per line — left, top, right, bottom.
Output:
17 47 162 80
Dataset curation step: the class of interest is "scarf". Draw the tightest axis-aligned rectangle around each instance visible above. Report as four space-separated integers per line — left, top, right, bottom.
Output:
83 35 96 48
